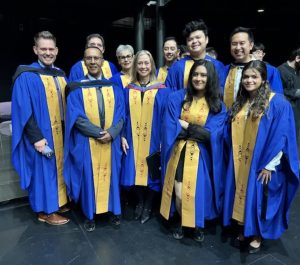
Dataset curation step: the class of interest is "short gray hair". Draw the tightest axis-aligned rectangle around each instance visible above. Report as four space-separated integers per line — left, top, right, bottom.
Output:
116 44 134 57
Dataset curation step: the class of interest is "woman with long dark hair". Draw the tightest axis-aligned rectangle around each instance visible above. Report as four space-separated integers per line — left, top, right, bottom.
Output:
160 60 226 242
223 60 299 253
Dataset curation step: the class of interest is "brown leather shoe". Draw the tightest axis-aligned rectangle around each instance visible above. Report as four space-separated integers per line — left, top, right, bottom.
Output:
38 213 70 225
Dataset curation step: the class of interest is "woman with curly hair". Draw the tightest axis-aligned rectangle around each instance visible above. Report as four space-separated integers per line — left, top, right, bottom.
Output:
160 60 226 242
223 60 299 253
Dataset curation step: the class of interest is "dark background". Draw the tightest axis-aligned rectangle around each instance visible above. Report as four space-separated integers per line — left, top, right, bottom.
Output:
0 0 299 101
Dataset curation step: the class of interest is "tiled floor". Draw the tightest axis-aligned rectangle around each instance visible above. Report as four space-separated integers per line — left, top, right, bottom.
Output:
0 191 300 265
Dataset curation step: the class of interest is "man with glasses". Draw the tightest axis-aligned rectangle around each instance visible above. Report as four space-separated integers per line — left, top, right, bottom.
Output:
110 44 134 89
69 33 118 81
64 46 125 232
11 31 70 225
156 37 179 84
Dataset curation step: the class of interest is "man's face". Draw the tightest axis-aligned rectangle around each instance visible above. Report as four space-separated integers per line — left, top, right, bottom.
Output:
33 38 58 66
230 32 254 63
87 37 104 53
163 40 179 64
252 49 265 61
186 30 208 58
84 48 103 78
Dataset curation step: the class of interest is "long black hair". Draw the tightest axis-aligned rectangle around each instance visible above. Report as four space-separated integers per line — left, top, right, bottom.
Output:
183 59 222 113
230 60 271 120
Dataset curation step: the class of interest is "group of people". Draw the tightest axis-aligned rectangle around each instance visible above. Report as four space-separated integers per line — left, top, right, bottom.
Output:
11 18 300 255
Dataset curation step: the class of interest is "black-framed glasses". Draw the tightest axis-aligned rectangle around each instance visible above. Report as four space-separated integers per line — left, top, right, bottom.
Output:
119 54 133 61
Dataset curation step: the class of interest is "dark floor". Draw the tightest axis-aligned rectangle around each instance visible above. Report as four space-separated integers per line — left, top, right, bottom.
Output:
0 190 300 265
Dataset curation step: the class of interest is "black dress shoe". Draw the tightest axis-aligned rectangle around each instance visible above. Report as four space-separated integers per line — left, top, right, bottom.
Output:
110 214 121 227
134 203 144 220
193 227 204 242
248 242 262 254
173 226 184 240
140 208 151 224
84 219 95 232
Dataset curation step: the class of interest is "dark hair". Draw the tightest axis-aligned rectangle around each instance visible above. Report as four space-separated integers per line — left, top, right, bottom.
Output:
34 31 56 46
85 33 105 48
183 60 222 113
230 60 271 120
288 47 300 61
182 19 208 39
252 42 265 52
83 46 103 57
163 36 178 48
206 47 218 58
229 27 254 43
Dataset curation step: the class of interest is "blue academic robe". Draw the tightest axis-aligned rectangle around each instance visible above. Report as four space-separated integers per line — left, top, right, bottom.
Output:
64 78 125 219
165 55 225 91
110 72 127 90
223 94 299 239
11 62 67 214
120 84 171 192
161 90 227 226
68 60 118 82
221 63 283 95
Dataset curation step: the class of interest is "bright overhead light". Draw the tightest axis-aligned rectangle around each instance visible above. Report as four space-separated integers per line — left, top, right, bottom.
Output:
147 1 157 6
257 9 265 13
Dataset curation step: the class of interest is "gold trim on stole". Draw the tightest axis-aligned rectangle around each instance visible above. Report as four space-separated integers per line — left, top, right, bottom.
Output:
40 75 67 207
129 85 158 186
82 86 115 214
231 93 275 223
224 67 237 109
157 66 168 83
81 60 113 79
183 60 194 88
120 75 131 88
160 97 209 227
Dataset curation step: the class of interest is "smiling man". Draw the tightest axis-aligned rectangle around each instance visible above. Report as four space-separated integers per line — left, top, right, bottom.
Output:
64 46 124 232
165 19 225 90
222 27 283 109
11 31 70 225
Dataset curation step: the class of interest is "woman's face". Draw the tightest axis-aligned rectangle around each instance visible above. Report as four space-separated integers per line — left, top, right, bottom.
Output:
137 54 151 79
192 65 207 92
118 50 134 72
242 68 263 93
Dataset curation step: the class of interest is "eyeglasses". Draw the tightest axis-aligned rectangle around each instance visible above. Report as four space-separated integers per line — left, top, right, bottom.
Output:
119 54 133 61
84 56 103 62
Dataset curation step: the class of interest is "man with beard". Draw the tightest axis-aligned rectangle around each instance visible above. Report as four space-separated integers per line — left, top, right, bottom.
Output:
278 48 300 158
157 37 179 83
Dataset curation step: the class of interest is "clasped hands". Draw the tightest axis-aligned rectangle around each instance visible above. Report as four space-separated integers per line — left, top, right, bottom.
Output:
97 130 112 144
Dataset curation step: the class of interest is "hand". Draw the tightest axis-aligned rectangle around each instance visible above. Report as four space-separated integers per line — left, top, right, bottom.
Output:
121 137 129 155
257 169 272 184
98 131 112 144
34 138 47 153
179 119 189 130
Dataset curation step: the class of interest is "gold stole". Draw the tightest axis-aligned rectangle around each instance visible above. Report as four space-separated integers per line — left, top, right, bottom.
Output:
81 60 113 79
183 60 194 88
120 75 131 88
40 75 67 207
231 93 275 223
129 84 158 186
224 67 237 109
157 66 168 83
160 97 209 227
82 86 115 214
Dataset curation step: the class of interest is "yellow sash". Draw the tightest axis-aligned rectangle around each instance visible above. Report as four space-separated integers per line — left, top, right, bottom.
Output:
183 60 194 88
81 60 113 79
224 67 237 109
160 97 209 227
82 86 115 214
120 74 131 88
231 93 275 222
129 83 158 186
40 75 67 207
157 66 168 83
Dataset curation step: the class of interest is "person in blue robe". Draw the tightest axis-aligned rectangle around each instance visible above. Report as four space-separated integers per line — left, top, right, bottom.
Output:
110 44 134 90
64 47 124 232
160 60 226 242
68 33 117 82
223 60 299 254
11 31 70 225
121 50 171 224
165 20 225 90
